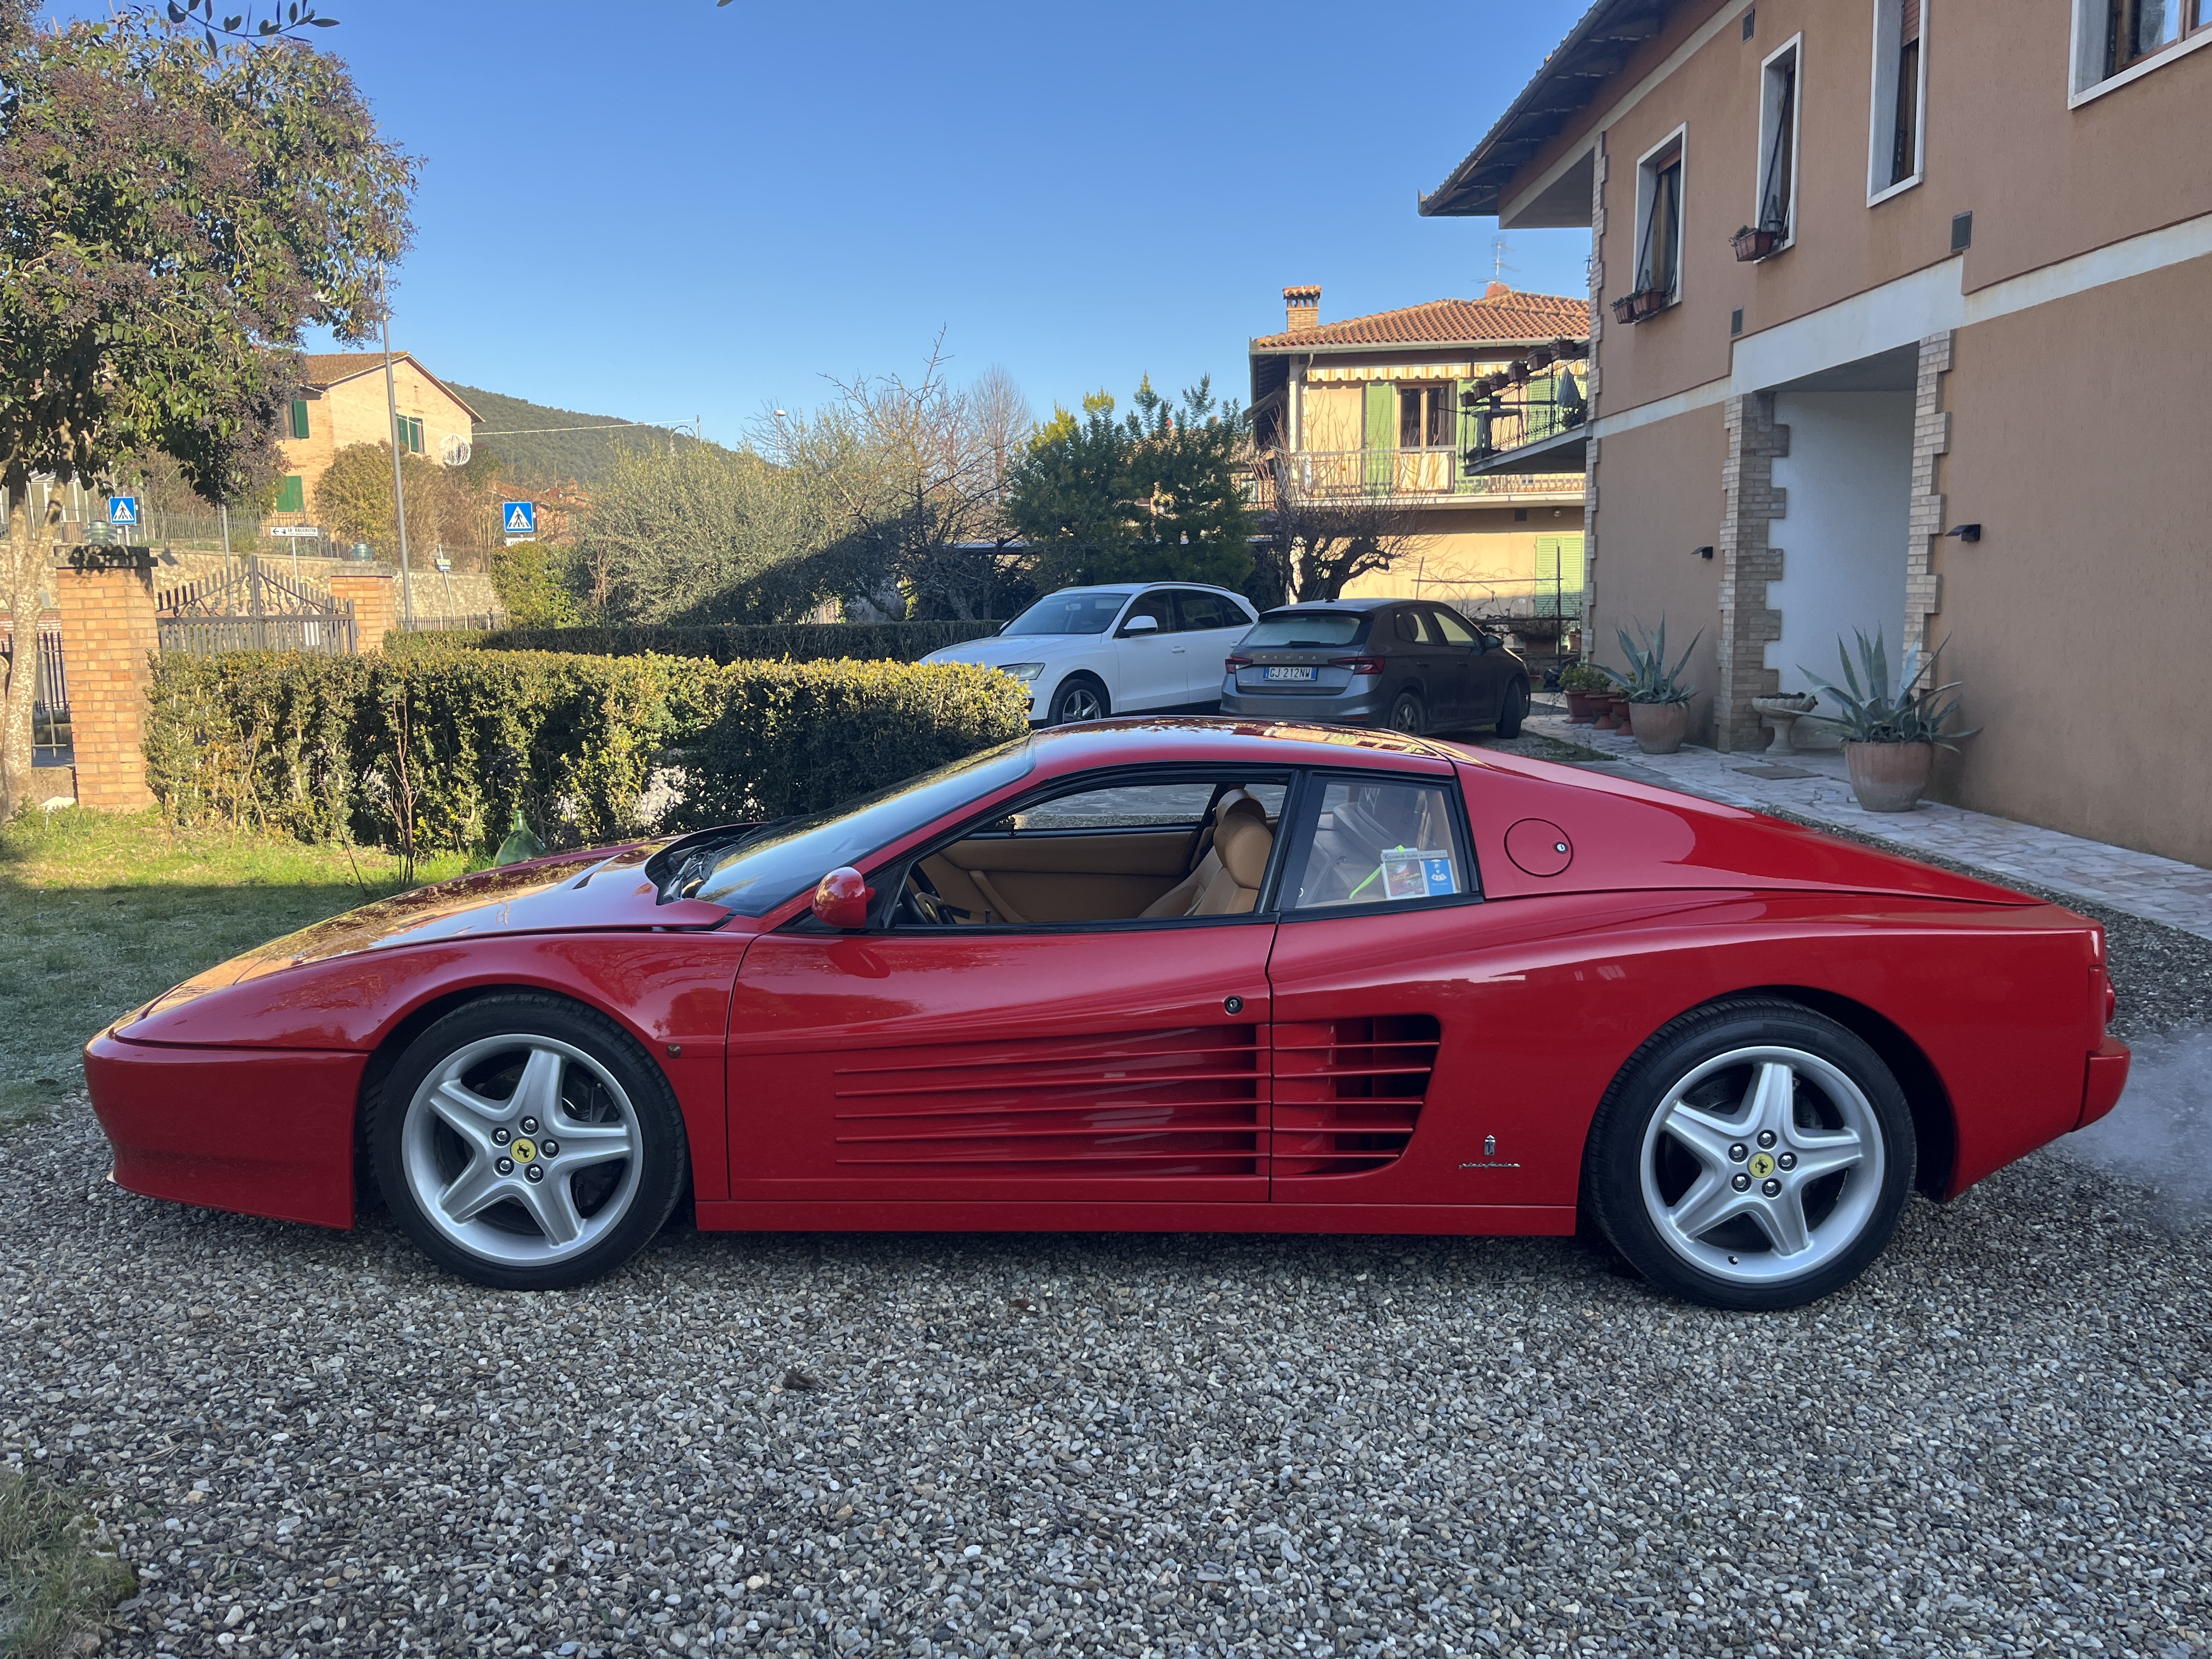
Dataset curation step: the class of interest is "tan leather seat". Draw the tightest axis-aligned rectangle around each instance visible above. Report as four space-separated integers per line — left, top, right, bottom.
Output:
1192 810 1272 914
1138 793 1267 919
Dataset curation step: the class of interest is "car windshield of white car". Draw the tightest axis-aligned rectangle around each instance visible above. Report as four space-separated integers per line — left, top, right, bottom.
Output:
1243 613 1365 648
1001 591 1133 636
693 740 1038 913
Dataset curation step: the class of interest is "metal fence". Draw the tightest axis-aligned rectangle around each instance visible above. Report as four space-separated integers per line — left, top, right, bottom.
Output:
396 612 501 634
157 615 359 656
0 622 72 763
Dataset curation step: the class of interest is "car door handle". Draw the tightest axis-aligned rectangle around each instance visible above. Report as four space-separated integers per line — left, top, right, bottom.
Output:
1170 645 1186 653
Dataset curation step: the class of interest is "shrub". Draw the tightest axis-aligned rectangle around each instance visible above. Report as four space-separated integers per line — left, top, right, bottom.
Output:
143 648 1029 858
473 619 1003 664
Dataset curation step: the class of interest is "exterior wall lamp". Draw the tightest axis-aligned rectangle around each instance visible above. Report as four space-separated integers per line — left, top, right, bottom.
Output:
1944 523 1982 543
1693 545 1715 560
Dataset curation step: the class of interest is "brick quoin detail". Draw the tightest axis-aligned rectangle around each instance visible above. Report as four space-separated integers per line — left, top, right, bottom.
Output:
1715 392 1790 752
1580 134 1607 659
1904 330 1954 659
53 562 159 810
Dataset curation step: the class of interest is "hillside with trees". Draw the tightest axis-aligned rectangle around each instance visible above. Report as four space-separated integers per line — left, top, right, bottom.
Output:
448 384 709 490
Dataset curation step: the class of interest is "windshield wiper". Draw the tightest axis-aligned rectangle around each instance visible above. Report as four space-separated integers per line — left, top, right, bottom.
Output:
647 817 798 904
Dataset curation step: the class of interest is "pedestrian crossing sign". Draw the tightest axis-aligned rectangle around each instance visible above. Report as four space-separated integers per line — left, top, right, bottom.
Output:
502 501 535 535
108 496 138 526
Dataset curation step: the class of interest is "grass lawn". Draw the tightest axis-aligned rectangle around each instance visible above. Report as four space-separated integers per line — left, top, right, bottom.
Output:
0 1470 137 1659
0 809 467 1132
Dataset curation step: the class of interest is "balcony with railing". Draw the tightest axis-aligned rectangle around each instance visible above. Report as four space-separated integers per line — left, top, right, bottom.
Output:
1244 447 1582 511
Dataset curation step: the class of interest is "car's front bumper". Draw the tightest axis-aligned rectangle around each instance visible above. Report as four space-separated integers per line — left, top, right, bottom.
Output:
1218 685 1389 724
84 1029 365 1228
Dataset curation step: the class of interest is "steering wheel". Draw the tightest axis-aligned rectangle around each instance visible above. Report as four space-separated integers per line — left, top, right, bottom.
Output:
901 866 955 927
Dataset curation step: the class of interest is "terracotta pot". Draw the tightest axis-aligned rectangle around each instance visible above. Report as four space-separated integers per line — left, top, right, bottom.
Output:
1629 698 1691 754
1563 689 1597 723
1844 740 1935 812
1733 226 1783 262
1594 693 1628 732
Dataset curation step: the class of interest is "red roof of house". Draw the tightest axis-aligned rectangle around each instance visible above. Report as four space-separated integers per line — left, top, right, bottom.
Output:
296 352 483 421
1251 289 1590 351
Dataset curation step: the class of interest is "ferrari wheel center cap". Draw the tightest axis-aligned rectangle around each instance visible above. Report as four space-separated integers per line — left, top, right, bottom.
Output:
511 1137 538 1165
1747 1152 1776 1180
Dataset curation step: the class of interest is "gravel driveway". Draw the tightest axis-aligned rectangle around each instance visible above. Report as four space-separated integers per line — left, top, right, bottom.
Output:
7 908 2212 1657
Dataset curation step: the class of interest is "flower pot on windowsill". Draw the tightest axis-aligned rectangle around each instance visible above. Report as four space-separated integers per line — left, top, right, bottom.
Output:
1844 740 1936 812
1733 225 1785 262
1611 288 1672 325
1628 698 1692 754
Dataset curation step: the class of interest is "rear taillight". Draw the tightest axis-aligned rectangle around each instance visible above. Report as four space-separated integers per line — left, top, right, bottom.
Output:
1329 656 1387 676
1224 654 1252 671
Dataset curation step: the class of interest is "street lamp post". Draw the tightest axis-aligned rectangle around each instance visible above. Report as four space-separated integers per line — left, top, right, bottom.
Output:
379 269 415 631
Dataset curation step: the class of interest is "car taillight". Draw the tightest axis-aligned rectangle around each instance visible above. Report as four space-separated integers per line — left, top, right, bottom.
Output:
1329 656 1387 675
1224 654 1252 671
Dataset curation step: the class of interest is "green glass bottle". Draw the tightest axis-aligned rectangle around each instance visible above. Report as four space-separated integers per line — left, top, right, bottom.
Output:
495 805 545 866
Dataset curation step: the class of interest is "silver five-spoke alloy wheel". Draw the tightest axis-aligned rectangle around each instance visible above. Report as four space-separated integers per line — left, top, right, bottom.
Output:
400 1034 643 1268
1639 1044 1884 1287
1054 681 1107 724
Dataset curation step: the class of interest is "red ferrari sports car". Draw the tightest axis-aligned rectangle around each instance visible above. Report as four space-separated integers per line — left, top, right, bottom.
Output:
85 719 2129 1308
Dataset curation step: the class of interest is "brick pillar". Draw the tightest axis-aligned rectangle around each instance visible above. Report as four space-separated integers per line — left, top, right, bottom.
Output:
53 556 159 810
327 567 396 653
1714 392 1791 752
1903 331 1954 658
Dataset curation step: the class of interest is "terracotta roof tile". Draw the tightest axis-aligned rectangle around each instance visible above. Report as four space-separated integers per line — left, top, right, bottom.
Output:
1251 290 1590 350
295 352 482 420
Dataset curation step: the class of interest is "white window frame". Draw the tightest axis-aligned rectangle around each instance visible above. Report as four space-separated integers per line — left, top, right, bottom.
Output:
2069 0 2212 105
1755 35 1804 246
1866 0 1927 206
1633 124 1689 303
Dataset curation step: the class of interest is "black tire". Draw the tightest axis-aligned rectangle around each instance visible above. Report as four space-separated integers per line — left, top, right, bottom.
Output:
1494 678 1530 738
1582 998 1915 1311
1047 675 1110 726
1385 690 1425 736
367 993 689 1291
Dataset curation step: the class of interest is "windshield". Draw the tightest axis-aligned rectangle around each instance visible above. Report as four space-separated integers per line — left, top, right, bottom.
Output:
1000 590 1133 636
696 740 1037 913
1243 612 1367 648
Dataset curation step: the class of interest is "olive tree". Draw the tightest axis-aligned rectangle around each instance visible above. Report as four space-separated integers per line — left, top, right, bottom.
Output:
0 0 413 817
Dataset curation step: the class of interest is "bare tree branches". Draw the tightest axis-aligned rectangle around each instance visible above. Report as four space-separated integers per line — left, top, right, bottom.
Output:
1248 447 1430 605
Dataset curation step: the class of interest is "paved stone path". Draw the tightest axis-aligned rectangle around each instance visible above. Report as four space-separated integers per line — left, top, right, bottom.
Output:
1492 701 2212 942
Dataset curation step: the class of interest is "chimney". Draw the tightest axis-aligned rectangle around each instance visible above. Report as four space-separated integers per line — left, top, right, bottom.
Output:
1484 280 1512 298
1283 285 1321 331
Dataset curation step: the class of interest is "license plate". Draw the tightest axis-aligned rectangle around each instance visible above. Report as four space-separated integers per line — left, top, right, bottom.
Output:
1263 665 1316 681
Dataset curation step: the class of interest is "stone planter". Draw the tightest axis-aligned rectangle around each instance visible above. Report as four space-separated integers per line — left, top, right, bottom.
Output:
1751 693 1821 753
1629 699 1692 755
1844 740 1936 812
1563 689 1598 724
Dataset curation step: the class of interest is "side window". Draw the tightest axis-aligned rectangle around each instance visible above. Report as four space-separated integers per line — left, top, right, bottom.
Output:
1120 592 1173 635
998 781 1218 832
1289 777 1475 911
1429 608 1479 646
1173 590 1242 633
1634 131 1686 302
1391 611 1424 645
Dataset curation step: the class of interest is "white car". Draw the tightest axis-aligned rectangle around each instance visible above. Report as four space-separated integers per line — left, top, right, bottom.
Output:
920 583 1260 725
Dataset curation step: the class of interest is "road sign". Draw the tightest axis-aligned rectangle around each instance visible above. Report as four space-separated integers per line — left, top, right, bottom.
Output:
107 496 138 526
267 525 323 538
501 501 536 535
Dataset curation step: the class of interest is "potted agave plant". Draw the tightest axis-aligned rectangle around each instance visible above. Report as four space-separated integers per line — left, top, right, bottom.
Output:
1799 629 1978 812
1599 617 1702 754
1559 661 1611 724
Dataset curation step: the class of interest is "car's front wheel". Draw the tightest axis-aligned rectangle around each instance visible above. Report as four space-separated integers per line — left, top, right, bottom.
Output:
369 994 689 1290
1047 675 1110 725
1583 999 1915 1310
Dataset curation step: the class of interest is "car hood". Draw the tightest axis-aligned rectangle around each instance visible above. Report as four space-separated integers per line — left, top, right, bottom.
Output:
123 842 733 1025
924 636 1088 668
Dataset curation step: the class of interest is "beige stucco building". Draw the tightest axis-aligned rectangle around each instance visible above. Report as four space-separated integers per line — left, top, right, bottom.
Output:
269 352 480 525
1423 0 2212 865
1247 287 1593 630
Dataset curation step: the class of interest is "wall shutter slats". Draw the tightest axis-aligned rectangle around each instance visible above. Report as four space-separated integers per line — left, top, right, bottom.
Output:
1900 0 1920 43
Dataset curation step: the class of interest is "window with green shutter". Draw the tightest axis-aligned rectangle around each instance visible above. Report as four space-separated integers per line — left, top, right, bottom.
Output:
1362 382 1396 491
276 475 304 513
396 415 424 453
1534 534 1588 617
289 399 310 439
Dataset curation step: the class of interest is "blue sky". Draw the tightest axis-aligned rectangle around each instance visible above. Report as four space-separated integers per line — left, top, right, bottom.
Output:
91 1 1597 441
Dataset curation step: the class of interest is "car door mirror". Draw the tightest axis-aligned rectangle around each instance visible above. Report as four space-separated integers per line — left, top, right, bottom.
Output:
811 866 875 929
1120 613 1160 636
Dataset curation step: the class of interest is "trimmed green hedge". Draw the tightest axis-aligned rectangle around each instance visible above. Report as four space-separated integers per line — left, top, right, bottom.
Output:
145 648 1029 856
469 619 1005 664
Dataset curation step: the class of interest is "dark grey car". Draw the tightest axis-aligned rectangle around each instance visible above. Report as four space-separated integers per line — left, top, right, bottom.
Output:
1216 597 1531 737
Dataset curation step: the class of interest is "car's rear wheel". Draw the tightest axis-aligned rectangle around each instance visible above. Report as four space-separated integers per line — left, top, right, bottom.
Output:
1386 691 1425 735
1583 999 1915 1310
1494 678 1530 737
1048 675 1109 725
369 994 687 1290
